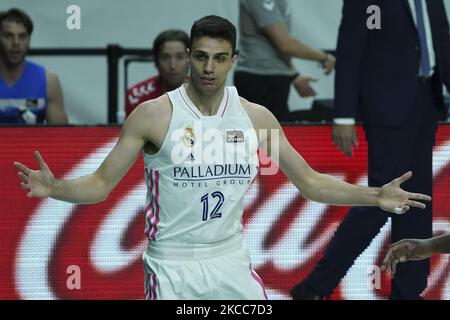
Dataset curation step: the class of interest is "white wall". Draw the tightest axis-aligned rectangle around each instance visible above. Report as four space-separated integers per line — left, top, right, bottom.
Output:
2 0 450 123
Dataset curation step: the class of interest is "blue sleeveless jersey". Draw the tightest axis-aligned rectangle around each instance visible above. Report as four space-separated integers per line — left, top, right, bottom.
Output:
0 61 47 124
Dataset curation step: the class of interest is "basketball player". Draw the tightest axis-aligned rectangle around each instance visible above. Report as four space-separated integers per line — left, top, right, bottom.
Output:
14 15 431 300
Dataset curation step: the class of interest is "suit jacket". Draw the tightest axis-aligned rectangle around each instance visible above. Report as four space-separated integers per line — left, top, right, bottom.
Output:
334 0 450 126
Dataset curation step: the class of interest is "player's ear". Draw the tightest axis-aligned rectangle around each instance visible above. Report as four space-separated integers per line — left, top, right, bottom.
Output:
231 50 239 64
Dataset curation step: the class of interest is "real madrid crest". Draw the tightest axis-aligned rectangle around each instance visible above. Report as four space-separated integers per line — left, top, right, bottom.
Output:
182 127 195 147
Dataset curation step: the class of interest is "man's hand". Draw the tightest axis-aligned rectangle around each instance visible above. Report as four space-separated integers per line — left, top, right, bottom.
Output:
332 124 359 157
293 75 318 97
321 53 336 75
378 171 431 214
381 239 434 275
14 151 55 198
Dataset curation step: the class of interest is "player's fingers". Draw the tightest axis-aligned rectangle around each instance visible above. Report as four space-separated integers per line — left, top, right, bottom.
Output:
34 151 49 170
405 200 426 209
381 258 390 272
381 248 394 270
14 162 31 175
18 172 28 182
408 192 432 202
396 171 413 185
20 182 30 190
384 259 392 274
391 258 400 275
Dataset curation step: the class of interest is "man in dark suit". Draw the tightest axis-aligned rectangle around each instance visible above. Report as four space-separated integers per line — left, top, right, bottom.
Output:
291 0 450 300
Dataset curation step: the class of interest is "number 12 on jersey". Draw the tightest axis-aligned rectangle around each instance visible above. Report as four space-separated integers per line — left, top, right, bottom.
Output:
201 191 225 221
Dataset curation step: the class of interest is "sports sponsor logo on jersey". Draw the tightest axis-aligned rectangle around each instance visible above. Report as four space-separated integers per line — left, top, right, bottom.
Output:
185 152 195 162
173 164 252 179
227 130 244 143
182 127 195 147
170 122 260 167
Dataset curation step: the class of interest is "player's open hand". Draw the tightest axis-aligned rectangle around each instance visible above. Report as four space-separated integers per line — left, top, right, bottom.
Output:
381 239 434 275
378 171 431 214
14 151 55 198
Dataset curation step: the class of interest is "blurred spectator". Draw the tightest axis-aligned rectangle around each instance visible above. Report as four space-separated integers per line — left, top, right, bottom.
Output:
126 29 189 116
292 0 450 300
234 0 335 121
0 8 68 124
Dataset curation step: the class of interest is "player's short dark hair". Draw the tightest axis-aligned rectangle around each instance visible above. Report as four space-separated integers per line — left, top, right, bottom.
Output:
153 29 189 65
190 15 237 55
0 8 34 36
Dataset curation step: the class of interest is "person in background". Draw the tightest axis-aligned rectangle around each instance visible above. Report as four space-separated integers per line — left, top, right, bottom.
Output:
126 29 189 117
292 0 450 300
234 0 335 121
0 8 68 124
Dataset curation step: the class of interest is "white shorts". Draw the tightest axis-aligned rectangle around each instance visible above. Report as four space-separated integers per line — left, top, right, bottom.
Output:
142 234 267 300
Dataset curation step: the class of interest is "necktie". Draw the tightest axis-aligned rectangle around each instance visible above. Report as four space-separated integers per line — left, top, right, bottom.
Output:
414 0 431 77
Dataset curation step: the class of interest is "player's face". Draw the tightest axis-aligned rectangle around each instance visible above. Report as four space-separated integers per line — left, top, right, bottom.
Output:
156 40 189 90
0 20 30 66
188 36 236 96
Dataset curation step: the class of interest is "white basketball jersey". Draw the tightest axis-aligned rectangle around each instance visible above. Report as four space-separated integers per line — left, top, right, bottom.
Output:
143 85 259 244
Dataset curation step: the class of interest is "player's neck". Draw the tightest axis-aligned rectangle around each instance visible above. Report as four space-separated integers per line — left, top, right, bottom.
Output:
0 59 26 86
160 78 179 93
184 83 225 116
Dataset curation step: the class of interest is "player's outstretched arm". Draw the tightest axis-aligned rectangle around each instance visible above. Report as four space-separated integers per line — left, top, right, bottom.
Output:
14 99 162 204
243 99 431 214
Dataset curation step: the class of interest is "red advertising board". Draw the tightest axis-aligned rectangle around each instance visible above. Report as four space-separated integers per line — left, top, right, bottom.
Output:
1 125 449 299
